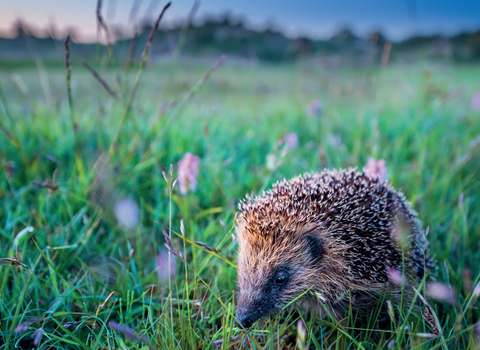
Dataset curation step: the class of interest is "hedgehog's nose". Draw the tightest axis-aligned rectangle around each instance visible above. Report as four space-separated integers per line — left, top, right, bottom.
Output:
235 312 255 329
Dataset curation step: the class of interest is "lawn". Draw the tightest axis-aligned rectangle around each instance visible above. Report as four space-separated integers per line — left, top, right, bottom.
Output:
0 56 480 349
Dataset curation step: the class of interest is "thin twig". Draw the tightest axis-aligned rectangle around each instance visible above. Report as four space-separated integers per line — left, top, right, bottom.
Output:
64 35 78 148
0 257 30 270
107 2 171 156
64 36 85 177
19 18 53 105
96 0 116 62
143 0 160 19
140 54 226 161
93 291 115 329
31 180 59 191
0 83 28 165
381 42 392 67
82 60 118 99
127 0 143 26
173 1 200 60
96 0 109 34
108 321 157 350
194 282 211 327
0 119 21 150
0 83 20 142
182 54 226 102
211 336 240 347
125 33 137 69
125 0 143 67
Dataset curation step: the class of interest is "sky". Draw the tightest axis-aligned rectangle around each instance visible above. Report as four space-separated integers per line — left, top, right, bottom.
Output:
1 0 480 42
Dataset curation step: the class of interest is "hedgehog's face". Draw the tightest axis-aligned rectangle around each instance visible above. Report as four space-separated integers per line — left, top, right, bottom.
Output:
235 219 323 328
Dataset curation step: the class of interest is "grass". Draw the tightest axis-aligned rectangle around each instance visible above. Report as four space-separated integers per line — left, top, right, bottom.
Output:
0 52 480 349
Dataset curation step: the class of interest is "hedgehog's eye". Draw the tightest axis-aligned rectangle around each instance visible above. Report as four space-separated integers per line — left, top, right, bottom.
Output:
274 271 289 285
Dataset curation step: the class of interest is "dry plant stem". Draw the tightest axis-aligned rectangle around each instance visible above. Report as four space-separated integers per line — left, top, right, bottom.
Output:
165 166 175 348
0 122 18 146
179 219 189 329
107 2 171 157
124 0 141 67
96 0 116 63
139 54 226 163
211 335 239 347
182 54 226 102
21 24 52 105
169 190 174 348
125 33 137 69
162 226 236 268
173 1 200 60
64 36 79 154
93 291 115 329
413 286 449 350
0 87 27 163
127 0 143 26
381 42 392 67
82 60 118 99
0 118 27 173
95 0 102 60
0 84 20 142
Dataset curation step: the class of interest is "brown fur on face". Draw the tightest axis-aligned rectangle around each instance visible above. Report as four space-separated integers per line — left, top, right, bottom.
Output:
235 169 434 328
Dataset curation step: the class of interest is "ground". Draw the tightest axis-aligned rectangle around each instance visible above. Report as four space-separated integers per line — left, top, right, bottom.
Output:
0 58 479 349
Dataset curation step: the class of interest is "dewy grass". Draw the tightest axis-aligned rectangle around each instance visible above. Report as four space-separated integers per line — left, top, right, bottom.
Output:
1 46 480 348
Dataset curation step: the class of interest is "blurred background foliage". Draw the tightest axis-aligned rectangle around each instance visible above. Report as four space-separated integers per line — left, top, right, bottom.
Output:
1 1 480 349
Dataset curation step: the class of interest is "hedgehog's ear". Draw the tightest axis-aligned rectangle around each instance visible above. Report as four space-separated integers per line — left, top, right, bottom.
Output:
305 234 323 264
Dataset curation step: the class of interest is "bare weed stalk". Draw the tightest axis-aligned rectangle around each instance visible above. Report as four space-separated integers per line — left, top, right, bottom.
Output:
82 60 118 99
0 84 27 163
125 33 137 69
96 0 116 63
64 35 76 140
19 20 53 105
173 1 200 60
162 165 177 348
64 35 85 177
139 54 226 164
107 2 171 156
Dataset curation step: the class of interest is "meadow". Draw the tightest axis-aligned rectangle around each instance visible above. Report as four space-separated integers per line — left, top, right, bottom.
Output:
0 52 480 349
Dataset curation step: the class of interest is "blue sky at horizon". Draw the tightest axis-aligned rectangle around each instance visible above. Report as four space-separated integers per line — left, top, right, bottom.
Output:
1 0 479 42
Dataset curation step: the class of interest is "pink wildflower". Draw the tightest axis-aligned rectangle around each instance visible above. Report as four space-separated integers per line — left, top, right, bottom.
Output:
280 132 299 150
114 198 140 230
178 152 200 195
426 282 457 305
363 158 387 183
471 92 480 110
32 328 43 346
297 320 307 349
387 267 404 284
156 251 177 281
307 100 322 116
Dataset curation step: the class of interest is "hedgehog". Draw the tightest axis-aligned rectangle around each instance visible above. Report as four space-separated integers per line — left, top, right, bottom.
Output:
235 168 434 328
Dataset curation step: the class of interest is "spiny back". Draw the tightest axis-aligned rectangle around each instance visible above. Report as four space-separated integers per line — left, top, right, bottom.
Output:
238 169 432 282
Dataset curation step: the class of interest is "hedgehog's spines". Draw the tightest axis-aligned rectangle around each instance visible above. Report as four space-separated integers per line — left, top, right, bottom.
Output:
237 168 434 285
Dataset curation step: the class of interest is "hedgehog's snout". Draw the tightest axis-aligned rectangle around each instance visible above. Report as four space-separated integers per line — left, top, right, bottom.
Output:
235 294 266 329
235 299 271 329
235 311 256 329
235 267 293 328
